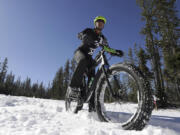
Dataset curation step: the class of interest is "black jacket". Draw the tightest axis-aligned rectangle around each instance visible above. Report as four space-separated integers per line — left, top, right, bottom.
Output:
76 28 109 57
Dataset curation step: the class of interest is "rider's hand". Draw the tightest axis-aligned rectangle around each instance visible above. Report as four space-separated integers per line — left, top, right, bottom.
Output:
116 50 124 57
110 50 123 57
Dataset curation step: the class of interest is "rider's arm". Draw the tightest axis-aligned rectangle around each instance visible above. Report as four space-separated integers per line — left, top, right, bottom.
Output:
77 29 87 40
77 28 93 44
103 45 116 53
101 35 109 47
100 35 123 57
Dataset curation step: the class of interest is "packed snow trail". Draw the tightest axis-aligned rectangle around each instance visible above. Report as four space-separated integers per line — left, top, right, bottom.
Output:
0 94 179 135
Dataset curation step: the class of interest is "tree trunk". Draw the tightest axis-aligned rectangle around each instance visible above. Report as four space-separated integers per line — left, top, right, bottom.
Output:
148 27 167 108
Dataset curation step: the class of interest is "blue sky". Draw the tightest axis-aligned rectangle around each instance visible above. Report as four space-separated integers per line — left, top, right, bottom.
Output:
0 0 180 87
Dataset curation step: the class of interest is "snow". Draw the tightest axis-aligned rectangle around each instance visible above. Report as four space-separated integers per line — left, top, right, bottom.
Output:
0 94 179 135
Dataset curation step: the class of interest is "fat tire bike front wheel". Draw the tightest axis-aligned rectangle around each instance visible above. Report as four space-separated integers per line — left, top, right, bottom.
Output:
95 62 153 130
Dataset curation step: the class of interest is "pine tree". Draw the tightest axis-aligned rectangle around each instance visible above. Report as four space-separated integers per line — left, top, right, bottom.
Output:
0 56 49 99
14 77 22 96
4 72 15 95
24 77 32 96
154 0 180 104
0 58 1 74
51 67 64 99
46 82 52 99
0 58 8 84
127 48 134 65
32 82 39 97
0 58 8 94
133 43 139 66
38 82 46 98
64 60 70 92
154 0 180 54
137 47 152 78
137 0 168 107
126 47 139 102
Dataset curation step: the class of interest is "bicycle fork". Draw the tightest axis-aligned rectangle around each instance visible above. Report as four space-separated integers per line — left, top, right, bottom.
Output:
102 65 124 100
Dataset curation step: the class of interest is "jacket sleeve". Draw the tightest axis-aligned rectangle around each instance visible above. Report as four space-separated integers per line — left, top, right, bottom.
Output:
99 35 109 47
77 28 90 40
77 28 96 45
102 35 109 47
77 30 85 40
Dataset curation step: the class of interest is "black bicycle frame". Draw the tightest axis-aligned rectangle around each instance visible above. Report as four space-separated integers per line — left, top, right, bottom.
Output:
84 49 121 103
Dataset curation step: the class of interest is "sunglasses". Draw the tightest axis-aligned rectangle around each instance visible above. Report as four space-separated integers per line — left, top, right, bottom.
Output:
96 19 105 24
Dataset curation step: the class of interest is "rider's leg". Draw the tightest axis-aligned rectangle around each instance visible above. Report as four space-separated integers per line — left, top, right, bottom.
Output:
69 59 88 87
69 50 91 99
87 66 96 112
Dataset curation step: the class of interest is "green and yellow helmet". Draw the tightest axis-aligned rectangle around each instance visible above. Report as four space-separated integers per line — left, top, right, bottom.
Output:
94 16 107 25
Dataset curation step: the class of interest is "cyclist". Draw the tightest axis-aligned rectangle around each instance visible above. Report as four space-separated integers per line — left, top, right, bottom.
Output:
68 16 123 112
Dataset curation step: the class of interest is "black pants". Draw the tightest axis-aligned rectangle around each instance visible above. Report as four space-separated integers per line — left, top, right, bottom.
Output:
70 49 95 106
